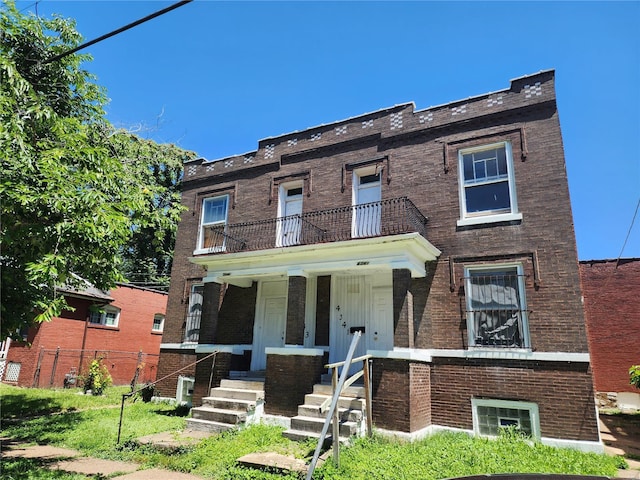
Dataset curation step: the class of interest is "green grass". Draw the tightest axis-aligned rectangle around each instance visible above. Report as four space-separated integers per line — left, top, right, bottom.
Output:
0 383 131 419
0 457 93 480
314 431 624 479
0 385 624 479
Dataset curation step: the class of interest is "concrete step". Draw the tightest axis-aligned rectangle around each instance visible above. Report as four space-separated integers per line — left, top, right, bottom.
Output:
219 379 265 391
298 405 362 422
313 384 365 398
186 417 235 434
191 406 247 424
201 397 256 412
304 393 365 410
210 387 264 402
290 415 358 437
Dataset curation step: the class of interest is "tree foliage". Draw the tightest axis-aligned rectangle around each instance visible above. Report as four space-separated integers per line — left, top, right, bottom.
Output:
108 132 190 291
0 2 194 339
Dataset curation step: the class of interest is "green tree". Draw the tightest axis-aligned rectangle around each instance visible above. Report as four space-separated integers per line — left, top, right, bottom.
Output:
0 2 194 338
108 131 192 291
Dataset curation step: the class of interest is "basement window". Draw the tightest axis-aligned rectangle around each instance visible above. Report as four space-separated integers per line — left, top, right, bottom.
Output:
472 398 540 439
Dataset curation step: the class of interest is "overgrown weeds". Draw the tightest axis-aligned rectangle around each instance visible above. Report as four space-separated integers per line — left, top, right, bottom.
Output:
0 385 624 479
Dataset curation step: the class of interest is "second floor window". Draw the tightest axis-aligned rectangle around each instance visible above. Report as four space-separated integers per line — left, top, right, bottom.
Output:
464 264 529 349
458 142 518 223
152 314 165 332
89 306 120 327
199 195 229 251
352 168 381 238
277 183 303 247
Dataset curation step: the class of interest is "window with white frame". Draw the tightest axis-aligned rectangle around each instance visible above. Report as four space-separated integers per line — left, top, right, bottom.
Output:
184 284 203 343
472 398 540 439
199 195 229 251
277 183 303 247
352 167 381 238
458 142 519 223
89 306 120 327
464 264 529 348
152 314 165 332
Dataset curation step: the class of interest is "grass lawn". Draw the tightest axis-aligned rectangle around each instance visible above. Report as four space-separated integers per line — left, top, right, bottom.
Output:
0 384 625 479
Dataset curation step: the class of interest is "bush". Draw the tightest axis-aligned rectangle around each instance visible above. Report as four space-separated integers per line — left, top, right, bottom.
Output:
80 358 112 396
630 365 640 389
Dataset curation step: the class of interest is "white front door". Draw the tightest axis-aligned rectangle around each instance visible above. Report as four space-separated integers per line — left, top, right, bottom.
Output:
353 171 381 238
251 280 287 371
277 185 303 247
330 275 370 375
371 287 393 350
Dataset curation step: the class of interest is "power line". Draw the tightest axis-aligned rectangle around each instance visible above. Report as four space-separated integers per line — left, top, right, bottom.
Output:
42 0 192 65
616 196 639 267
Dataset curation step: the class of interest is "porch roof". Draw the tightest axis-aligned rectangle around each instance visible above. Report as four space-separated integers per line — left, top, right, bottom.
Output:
190 232 441 287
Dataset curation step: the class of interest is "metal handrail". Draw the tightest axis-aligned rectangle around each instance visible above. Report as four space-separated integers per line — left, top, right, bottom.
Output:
201 196 428 254
306 332 373 479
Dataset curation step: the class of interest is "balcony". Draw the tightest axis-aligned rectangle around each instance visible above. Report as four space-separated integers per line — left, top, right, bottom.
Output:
199 197 428 255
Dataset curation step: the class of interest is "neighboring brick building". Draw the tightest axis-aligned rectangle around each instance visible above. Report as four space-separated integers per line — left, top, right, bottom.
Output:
156 70 602 451
3 283 167 388
580 258 640 410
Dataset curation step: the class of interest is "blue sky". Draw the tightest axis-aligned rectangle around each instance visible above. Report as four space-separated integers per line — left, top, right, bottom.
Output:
19 1 640 260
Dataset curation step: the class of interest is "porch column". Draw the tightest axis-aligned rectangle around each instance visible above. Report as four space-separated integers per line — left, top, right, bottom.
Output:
286 276 306 345
199 282 221 344
193 282 223 405
393 268 413 348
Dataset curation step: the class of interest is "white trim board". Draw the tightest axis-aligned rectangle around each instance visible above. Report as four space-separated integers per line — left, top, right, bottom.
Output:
367 348 590 363
374 425 603 454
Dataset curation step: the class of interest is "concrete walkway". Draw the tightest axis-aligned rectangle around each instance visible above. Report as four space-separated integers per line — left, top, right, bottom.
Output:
1 437 206 479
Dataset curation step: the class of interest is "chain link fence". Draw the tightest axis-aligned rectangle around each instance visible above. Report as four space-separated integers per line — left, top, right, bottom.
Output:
30 348 159 389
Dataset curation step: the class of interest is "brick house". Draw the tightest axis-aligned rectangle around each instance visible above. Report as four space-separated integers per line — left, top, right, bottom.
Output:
3 283 167 388
156 70 602 451
580 258 640 410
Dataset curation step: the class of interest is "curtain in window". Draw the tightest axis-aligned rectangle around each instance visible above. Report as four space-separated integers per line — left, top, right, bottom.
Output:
470 281 522 347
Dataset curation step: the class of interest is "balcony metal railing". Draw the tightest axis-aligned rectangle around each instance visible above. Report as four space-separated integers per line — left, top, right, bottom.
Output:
200 196 428 254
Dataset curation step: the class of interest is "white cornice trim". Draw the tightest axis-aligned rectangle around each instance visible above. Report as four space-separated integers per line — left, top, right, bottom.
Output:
367 348 590 363
195 344 252 354
266 347 326 357
191 233 441 286
160 343 197 351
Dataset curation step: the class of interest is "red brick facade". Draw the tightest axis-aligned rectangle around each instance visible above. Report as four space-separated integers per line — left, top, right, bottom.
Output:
4 284 166 388
580 258 640 393
156 71 599 447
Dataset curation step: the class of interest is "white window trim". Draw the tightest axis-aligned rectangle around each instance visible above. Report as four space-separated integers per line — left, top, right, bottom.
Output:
196 195 229 254
464 262 530 349
89 306 120 328
352 166 382 238
152 314 165 332
472 398 540 439
184 283 203 344
457 141 520 226
276 181 304 247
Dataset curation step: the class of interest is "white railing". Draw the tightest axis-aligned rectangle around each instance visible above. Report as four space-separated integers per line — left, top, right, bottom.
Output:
306 331 373 479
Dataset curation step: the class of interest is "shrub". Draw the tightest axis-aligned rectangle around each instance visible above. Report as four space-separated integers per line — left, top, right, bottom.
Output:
80 358 113 396
630 365 640 389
